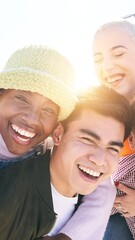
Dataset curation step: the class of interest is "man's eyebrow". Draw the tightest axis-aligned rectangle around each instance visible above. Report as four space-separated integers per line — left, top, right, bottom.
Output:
79 129 100 140
109 141 124 148
80 129 124 148
93 45 128 57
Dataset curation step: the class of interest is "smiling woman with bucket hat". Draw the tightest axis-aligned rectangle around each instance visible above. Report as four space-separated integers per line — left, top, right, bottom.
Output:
0 45 77 158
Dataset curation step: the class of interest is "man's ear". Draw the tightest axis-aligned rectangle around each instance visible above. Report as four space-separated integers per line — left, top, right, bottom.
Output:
128 132 135 150
52 122 64 146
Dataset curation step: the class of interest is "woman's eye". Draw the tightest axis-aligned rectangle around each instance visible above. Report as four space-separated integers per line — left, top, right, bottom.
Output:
15 95 28 103
114 52 125 57
44 108 56 115
93 56 103 64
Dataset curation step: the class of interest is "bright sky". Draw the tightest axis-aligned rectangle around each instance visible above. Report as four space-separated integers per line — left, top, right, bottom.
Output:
0 0 135 91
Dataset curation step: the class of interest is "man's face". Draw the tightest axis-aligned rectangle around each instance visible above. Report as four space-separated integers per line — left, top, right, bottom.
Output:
50 109 124 197
92 26 135 101
0 89 59 155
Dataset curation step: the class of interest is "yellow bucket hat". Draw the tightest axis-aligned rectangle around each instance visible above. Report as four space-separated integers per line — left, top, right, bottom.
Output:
0 45 77 120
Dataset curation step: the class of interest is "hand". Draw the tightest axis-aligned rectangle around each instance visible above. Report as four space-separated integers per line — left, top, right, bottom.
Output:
114 183 135 217
36 233 71 240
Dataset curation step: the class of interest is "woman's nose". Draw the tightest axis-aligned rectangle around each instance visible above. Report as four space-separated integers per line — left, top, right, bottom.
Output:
102 57 115 72
22 111 40 125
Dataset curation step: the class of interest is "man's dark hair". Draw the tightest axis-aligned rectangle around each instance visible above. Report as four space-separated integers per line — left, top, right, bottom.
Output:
62 86 132 141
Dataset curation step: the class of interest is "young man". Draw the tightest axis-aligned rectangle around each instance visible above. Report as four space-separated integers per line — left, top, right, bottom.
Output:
0 86 132 240
92 20 135 239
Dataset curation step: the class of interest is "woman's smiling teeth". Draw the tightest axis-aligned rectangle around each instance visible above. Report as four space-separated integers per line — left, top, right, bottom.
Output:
79 164 100 177
106 74 123 83
12 124 36 139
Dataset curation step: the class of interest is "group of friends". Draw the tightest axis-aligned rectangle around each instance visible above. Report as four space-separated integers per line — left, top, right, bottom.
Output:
0 19 135 240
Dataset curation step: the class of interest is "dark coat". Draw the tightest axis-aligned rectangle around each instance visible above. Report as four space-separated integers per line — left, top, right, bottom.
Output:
0 150 57 240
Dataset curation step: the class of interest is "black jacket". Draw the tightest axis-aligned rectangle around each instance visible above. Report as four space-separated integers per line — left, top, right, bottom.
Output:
0 150 57 240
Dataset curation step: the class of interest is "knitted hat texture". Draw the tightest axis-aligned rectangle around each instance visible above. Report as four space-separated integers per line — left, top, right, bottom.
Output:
0 45 77 120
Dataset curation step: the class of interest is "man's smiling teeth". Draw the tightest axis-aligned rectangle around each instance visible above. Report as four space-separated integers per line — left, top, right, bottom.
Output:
79 165 100 177
12 124 35 138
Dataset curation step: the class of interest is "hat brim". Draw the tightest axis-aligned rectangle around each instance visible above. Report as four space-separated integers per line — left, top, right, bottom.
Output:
0 70 77 120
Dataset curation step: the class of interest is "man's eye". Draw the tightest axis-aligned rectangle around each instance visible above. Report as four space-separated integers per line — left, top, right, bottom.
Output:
108 147 119 154
81 137 95 144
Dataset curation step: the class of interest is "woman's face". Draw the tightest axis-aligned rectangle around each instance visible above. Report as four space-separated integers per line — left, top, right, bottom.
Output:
0 89 59 155
92 26 135 101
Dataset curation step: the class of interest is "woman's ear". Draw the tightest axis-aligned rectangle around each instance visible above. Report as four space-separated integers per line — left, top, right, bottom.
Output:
52 122 64 146
128 132 135 150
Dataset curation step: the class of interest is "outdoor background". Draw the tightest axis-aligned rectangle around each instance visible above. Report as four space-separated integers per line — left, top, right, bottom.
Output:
1 0 135 90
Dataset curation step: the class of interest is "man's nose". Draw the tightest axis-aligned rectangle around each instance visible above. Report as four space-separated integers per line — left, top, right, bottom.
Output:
88 148 106 166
